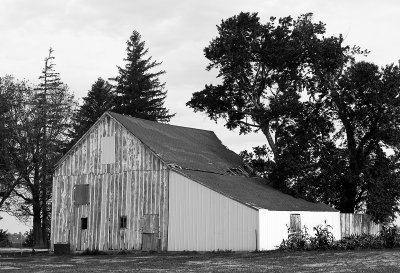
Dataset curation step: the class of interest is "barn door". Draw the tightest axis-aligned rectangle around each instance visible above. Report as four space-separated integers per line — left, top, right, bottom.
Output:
290 214 301 234
140 214 159 251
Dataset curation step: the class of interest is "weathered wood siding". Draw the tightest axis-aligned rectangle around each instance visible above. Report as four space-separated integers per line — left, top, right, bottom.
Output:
51 114 169 251
340 213 381 237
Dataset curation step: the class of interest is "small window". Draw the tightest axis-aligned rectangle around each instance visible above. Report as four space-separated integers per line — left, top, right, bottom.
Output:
101 135 115 164
74 184 90 205
290 214 301 233
120 216 127 229
81 217 88 230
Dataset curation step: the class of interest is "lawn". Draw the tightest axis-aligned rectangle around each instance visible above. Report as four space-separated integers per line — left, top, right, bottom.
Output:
1 249 400 272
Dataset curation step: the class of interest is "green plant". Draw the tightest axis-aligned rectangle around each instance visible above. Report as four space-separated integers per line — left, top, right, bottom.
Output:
0 229 12 247
23 229 34 247
279 226 311 250
310 222 334 250
380 225 398 248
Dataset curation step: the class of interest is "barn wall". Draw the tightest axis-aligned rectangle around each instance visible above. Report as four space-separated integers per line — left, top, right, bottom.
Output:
168 171 258 251
258 210 341 250
51 114 169 251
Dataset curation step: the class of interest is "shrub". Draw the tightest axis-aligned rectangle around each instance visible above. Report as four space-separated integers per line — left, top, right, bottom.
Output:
310 223 334 250
23 229 34 247
333 234 385 250
380 225 398 248
279 226 312 250
0 229 12 247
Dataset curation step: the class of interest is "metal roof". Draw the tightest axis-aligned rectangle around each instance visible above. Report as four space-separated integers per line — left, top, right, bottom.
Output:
109 111 337 212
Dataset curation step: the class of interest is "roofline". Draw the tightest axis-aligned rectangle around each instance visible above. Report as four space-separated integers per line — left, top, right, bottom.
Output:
54 111 174 172
170 168 260 211
108 111 215 134
171 169 338 212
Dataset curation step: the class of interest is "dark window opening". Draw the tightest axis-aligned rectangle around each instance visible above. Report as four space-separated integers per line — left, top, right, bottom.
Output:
81 217 88 230
120 216 127 229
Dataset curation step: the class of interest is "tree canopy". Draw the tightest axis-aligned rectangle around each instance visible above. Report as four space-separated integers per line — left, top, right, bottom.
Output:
187 12 400 222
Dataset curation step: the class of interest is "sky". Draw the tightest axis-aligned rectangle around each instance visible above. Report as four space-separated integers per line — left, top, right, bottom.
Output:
0 0 399 233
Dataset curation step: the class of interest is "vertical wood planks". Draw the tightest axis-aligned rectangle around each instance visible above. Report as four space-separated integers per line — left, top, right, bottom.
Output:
51 113 169 252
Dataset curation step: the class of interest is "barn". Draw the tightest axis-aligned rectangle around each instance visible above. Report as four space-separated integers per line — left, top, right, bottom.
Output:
51 111 340 252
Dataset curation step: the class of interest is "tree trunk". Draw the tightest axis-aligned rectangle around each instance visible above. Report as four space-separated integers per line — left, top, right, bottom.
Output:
32 188 45 248
259 121 277 161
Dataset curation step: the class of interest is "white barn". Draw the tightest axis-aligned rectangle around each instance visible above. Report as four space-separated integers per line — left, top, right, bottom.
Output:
51 111 340 252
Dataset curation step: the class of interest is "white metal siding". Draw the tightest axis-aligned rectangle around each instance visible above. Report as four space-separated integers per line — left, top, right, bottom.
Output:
258 210 341 250
168 171 258 251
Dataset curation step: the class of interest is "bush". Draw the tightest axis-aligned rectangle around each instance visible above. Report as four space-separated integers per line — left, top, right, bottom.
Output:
0 229 12 247
280 223 400 251
279 222 335 251
380 225 398 248
23 229 34 247
310 223 334 250
333 234 385 250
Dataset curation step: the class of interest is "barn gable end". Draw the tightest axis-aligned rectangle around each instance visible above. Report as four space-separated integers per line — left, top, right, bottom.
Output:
51 113 169 251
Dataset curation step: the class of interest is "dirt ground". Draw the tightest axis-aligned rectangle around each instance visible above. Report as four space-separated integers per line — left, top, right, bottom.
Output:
1 249 400 272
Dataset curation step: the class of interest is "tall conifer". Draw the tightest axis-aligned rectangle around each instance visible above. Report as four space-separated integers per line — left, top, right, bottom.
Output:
113 30 174 122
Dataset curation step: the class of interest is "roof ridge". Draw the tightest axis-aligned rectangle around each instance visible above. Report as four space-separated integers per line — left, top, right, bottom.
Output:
107 111 215 133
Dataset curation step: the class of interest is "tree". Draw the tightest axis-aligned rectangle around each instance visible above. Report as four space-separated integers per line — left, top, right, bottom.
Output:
0 76 28 209
187 12 400 222
113 30 174 122
2 49 75 247
68 77 114 147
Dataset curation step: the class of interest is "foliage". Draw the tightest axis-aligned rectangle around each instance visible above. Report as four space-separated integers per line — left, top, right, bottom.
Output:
68 77 114 148
311 223 334 250
280 223 400 251
0 229 12 247
379 225 398 248
0 48 75 248
279 222 335 250
187 11 400 220
113 30 174 122
23 229 34 247
333 234 385 250
279 226 312 250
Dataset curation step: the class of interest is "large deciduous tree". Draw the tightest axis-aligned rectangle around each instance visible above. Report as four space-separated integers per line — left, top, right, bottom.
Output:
1 49 75 247
187 12 400 222
113 30 174 122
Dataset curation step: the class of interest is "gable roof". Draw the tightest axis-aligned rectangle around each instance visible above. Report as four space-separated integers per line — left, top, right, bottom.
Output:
108 111 337 212
108 111 245 175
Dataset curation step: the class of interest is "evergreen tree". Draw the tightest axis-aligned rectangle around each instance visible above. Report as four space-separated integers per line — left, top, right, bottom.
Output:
113 30 174 122
69 77 114 147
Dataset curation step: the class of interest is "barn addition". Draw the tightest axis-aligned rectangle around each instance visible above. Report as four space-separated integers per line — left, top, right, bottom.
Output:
51 112 340 252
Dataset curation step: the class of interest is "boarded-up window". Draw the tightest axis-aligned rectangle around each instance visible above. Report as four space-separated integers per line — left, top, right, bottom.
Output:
120 216 127 229
74 184 90 205
290 214 301 233
101 135 115 164
81 218 88 230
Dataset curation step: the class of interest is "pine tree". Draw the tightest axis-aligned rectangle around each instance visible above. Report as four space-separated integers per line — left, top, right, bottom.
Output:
69 77 114 146
113 30 174 122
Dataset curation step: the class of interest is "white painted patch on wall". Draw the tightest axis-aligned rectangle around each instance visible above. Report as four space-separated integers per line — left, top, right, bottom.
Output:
101 135 115 164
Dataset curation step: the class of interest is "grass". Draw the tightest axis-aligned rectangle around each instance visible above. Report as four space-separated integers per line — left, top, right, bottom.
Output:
1 249 400 272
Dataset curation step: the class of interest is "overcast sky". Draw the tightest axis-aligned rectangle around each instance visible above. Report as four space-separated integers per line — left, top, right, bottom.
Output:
1 0 399 232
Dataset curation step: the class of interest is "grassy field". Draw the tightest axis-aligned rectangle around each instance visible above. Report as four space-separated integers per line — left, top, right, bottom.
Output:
1 249 400 272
